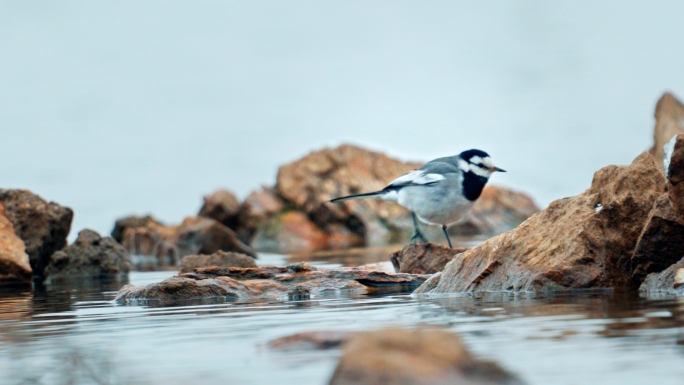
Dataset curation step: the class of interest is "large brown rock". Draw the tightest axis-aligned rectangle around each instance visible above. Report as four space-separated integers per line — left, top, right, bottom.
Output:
179 251 257 274
0 203 32 284
391 243 470 274
198 189 241 230
44 229 130 282
415 152 665 294
115 263 430 304
649 93 684 171
276 144 421 245
0 189 73 277
329 327 524 385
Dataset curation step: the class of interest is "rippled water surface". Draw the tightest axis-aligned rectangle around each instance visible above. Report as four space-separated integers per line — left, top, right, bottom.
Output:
1 250 684 385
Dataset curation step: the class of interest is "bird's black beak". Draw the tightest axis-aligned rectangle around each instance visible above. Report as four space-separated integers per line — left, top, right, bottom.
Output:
492 167 506 173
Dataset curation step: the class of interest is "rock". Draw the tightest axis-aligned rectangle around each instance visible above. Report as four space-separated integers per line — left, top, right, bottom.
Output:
268 331 359 350
179 251 257 274
198 189 241 230
115 263 430 304
116 275 292 304
44 229 130 281
0 189 73 278
665 134 684 215
639 257 684 296
251 211 330 253
119 218 181 268
391 244 470 274
0 203 32 284
328 327 524 385
236 186 285 243
275 144 422 245
415 152 665 294
111 215 162 243
649 93 684 171
177 216 256 258
631 194 684 283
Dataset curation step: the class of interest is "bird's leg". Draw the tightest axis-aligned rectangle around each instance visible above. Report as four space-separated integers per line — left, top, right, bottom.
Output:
442 224 453 248
411 212 428 244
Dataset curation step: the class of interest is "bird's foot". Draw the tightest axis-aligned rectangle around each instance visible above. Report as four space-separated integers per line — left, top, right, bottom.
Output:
411 231 428 244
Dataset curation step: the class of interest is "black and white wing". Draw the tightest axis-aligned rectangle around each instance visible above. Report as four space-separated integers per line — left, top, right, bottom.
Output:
384 162 459 190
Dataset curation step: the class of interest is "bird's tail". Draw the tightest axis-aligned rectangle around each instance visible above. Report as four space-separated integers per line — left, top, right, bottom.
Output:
330 190 386 203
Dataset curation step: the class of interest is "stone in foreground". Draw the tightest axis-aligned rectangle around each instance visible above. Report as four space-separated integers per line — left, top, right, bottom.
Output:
115 264 430 304
415 152 665 294
0 204 32 284
0 189 73 278
179 251 257 273
391 243 469 274
328 327 524 385
44 229 130 282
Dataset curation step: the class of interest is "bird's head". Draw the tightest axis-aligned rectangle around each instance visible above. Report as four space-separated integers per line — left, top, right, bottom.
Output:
457 149 506 179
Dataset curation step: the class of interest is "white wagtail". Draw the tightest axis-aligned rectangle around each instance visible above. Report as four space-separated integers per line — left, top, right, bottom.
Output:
330 149 505 248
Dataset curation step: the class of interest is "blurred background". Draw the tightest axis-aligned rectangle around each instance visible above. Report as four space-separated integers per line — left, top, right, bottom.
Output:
2 1 684 240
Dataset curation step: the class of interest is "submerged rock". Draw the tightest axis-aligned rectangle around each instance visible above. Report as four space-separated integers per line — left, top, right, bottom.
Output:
328 327 524 385
0 203 32 284
415 152 665 294
391 243 470 274
44 229 130 282
198 189 241 230
179 251 257 274
0 189 73 278
115 263 430 304
268 330 359 350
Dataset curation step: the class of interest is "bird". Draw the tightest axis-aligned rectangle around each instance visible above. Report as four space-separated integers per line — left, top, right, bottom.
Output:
330 149 505 248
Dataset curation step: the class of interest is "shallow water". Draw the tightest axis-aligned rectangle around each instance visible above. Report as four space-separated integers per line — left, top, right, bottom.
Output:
1 250 684 385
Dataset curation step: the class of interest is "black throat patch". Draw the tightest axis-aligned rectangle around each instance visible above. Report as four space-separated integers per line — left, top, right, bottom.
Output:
462 171 489 201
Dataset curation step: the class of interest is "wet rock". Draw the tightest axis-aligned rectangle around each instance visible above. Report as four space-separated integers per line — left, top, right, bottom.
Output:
329 327 524 385
391 243 470 274
268 330 359 350
111 215 162 243
0 189 73 278
639 257 684 296
198 189 241 230
116 275 291 304
415 152 665 294
631 194 684 283
115 263 430 303
179 251 257 274
0 203 32 284
251 211 330 253
44 229 130 282
649 93 684 171
177 216 256 258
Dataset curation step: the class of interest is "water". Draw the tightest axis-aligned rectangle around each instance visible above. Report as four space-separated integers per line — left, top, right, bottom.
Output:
3 2 684 240
1 252 684 385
